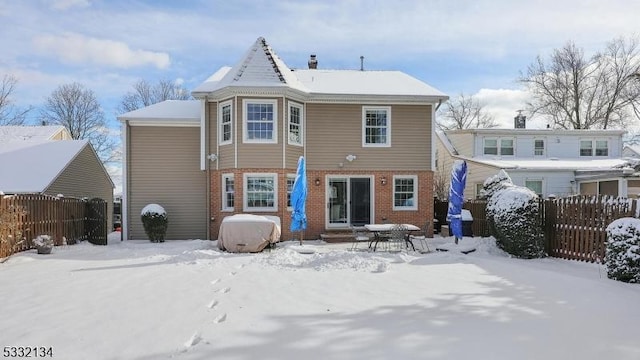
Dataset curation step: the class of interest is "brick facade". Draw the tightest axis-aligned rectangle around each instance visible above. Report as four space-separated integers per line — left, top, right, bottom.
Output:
209 169 434 241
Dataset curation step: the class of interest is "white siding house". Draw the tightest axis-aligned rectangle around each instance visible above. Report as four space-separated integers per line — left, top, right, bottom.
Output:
436 128 637 199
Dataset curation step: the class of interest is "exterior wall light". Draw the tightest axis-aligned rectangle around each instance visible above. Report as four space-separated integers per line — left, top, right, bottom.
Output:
315 177 321 186
345 154 357 162
380 176 387 185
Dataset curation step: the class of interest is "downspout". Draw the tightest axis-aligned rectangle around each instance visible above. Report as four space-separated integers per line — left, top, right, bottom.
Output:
121 120 129 240
202 98 211 239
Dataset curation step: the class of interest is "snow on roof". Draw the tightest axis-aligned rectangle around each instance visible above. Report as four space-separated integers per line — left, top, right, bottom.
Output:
474 157 629 171
0 125 67 141
0 140 89 193
117 100 201 123
292 69 446 97
192 37 446 100
436 131 458 155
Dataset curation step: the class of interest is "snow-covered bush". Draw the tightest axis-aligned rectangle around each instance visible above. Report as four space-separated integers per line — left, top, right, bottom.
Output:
141 204 168 243
485 175 546 259
480 170 513 199
605 218 640 283
32 235 54 254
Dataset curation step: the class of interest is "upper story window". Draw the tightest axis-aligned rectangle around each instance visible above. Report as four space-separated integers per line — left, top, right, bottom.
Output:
596 140 608 156
243 99 277 143
363 106 391 147
243 173 277 211
534 139 545 156
393 175 418 211
288 102 303 146
221 174 234 211
580 139 608 157
483 137 514 156
219 101 232 145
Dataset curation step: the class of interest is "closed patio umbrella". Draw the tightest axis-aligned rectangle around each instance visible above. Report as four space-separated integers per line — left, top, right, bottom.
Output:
290 156 307 245
447 160 467 244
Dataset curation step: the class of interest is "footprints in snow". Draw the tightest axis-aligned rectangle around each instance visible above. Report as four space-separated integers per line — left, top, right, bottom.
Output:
183 262 245 351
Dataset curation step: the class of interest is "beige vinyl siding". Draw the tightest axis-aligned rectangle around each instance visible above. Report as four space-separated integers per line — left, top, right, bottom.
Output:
45 144 114 227
128 126 207 240
208 99 236 169
446 132 474 157
306 103 432 170
236 96 283 168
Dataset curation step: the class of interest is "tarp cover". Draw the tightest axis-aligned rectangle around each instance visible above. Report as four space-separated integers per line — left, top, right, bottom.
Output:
217 214 281 252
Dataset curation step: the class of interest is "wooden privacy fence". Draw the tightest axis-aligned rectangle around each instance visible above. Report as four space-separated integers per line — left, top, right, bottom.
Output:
546 196 638 263
435 195 639 263
0 194 108 259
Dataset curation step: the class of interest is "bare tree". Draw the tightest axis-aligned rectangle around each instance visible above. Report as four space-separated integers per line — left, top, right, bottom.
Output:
520 37 640 129
118 79 191 114
437 93 498 130
40 83 117 164
0 75 33 125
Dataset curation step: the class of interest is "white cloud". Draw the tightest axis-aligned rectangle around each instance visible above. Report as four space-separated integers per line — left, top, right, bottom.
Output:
32 32 170 69
474 88 548 129
49 0 90 11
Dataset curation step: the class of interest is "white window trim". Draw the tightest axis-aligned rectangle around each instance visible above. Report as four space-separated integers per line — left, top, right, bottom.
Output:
219 100 233 145
524 178 544 196
286 173 296 211
243 173 278 212
362 106 391 148
243 99 278 144
483 137 515 156
288 101 303 146
580 139 609 157
534 138 545 157
221 173 234 212
392 175 418 211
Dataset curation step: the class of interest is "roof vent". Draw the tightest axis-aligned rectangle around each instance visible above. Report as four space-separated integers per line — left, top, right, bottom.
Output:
308 54 317 69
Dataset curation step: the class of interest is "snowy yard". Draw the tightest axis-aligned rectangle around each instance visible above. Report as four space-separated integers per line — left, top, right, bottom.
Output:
1 233 639 360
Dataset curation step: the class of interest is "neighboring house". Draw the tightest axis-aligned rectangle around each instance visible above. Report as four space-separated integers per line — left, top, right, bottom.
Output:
436 124 639 199
118 37 448 241
0 129 114 226
623 144 640 159
0 125 72 141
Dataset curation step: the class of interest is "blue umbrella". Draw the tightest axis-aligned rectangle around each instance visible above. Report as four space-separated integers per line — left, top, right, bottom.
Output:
290 156 307 245
447 160 467 244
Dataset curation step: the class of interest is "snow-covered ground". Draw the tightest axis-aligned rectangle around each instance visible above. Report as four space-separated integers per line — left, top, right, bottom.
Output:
1 233 639 360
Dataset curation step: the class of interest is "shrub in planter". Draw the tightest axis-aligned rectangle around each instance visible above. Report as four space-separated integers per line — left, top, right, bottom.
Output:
605 218 640 283
486 184 546 259
32 235 54 254
141 204 168 243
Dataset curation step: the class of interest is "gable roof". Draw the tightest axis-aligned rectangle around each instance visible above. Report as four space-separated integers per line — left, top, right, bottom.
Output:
0 125 70 141
0 140 104 193
192 37 447 101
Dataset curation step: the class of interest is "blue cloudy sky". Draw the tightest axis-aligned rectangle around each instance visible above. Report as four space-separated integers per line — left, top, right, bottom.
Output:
2 0 639 131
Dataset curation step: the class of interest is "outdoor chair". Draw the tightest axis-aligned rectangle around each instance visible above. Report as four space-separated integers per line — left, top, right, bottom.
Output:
409 221 431 253
386 224 409 252
350 226 371 251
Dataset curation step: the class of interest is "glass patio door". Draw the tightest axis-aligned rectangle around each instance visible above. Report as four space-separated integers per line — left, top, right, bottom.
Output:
327 177 371 228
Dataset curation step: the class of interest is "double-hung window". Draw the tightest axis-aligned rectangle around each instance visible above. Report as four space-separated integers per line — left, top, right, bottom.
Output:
393 175 417 210
244 173 277 211
222 174 234 211
363 106 391 147
580 140 608 157
286 174 295 209
534 139 545 156
288 102 303 146
243 99 277 143
219 101 232 145
483 138 514 156
595 140 608 156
